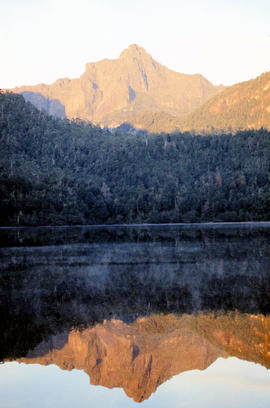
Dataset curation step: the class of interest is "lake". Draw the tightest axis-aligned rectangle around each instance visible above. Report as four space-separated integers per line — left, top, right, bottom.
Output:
1 223 270 407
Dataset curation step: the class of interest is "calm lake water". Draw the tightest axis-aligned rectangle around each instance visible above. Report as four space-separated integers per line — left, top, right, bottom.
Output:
1 223 270 407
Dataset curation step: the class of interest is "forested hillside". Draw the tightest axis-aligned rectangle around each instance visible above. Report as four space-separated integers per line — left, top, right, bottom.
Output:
0 91 269 226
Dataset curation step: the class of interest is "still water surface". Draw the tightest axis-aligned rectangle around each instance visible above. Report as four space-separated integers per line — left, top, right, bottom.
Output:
1 223 270 407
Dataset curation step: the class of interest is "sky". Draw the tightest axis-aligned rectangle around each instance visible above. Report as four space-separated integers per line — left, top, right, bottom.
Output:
1 0 270 88
1 358 270 407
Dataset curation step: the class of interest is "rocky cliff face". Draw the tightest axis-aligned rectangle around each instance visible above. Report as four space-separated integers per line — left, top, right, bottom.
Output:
16 313 270 402
11 45 222 127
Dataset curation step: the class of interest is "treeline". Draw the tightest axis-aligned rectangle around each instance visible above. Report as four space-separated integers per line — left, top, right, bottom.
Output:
0 91 269 226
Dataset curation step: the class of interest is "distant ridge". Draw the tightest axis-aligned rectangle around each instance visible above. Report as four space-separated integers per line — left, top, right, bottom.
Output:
10 44 223 128
179 71 270 133
127 71 270 133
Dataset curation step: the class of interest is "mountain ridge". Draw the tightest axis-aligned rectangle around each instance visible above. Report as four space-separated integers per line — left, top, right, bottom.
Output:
10 44 223 127
127 70 270 133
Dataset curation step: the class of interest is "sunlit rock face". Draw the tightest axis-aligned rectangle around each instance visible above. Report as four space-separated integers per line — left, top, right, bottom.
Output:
10 44 222 127
16 313 270 402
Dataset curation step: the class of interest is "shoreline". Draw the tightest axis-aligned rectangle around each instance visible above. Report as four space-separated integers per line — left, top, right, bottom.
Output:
1 221 270 230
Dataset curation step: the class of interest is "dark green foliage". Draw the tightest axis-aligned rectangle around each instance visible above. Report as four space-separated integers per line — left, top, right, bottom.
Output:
0 91 269 225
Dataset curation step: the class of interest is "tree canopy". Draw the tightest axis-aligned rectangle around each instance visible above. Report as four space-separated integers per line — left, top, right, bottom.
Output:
0 91 269 226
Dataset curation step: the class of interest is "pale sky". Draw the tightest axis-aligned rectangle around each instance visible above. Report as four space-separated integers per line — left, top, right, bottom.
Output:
1 0 270 88
0 358 270 407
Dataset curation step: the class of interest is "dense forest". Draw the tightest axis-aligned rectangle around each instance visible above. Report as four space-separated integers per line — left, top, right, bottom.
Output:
0 91 269 226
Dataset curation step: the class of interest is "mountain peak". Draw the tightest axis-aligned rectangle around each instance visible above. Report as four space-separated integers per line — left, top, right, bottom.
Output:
120 44 149 59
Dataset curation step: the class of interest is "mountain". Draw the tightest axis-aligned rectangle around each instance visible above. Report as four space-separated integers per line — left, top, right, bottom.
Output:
127 71 270 133
15 313 270 402
7 46 270 133
10 44 223 127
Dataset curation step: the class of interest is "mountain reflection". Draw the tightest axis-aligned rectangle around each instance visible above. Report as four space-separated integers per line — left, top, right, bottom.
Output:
14 313 270 402
1 224 270 402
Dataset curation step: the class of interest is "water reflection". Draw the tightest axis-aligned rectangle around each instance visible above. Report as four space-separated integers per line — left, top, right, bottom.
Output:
2 357 270 408
13 312 270 402
1 224 270 404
